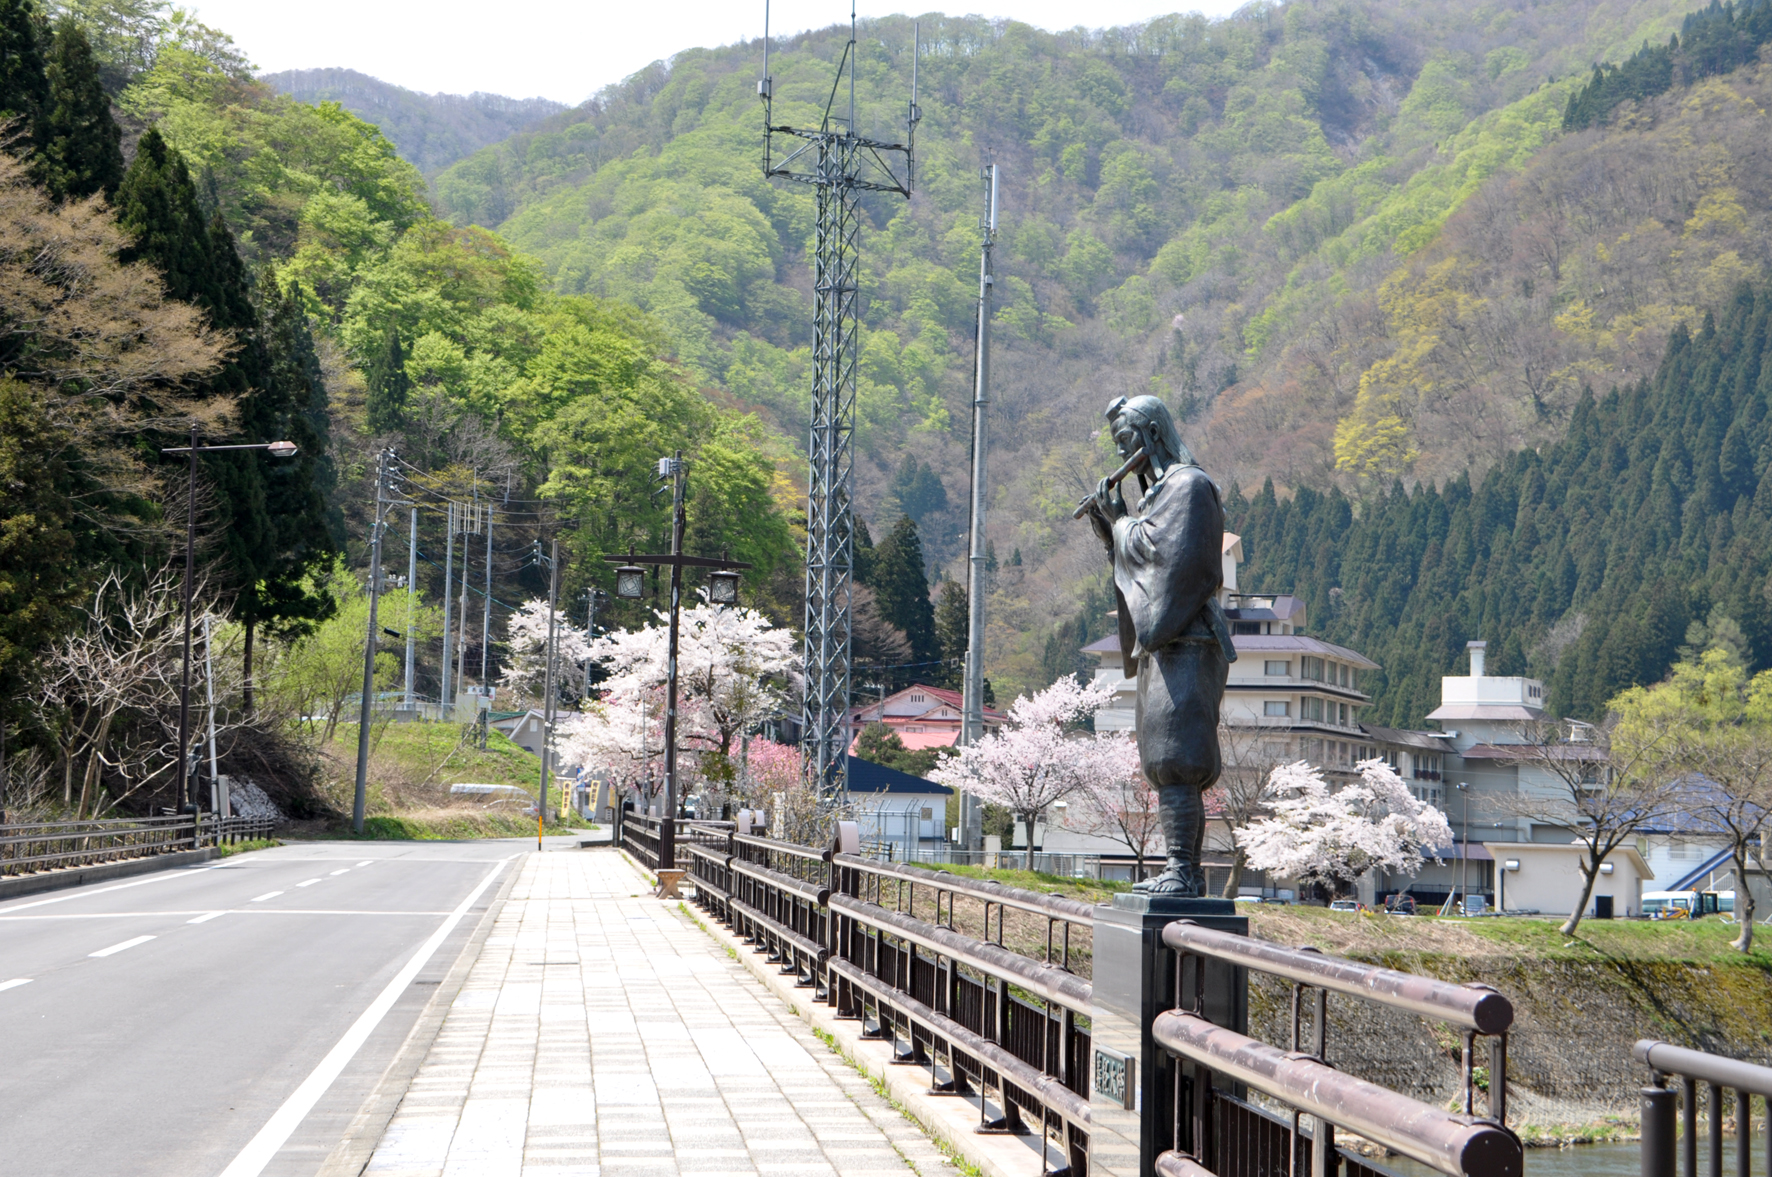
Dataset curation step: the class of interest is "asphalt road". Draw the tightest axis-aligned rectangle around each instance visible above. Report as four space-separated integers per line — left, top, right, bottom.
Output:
0 838 553 1177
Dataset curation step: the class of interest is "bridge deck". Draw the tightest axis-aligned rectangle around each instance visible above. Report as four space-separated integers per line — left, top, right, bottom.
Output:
365 848 951 1177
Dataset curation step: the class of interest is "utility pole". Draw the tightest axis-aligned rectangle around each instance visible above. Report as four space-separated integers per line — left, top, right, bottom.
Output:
663 454 686 860
456 502 472 701
353 449 393 834
538 538 559 850
204 613 224 817
404 506 417 709
760 5 919 806
960 162 998 851
440 502 456 716
480 500 495 684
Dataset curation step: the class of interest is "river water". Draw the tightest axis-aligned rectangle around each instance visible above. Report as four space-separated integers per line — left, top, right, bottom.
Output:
1377 1138 1752 1175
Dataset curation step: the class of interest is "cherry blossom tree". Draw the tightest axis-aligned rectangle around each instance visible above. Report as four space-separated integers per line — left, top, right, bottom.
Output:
931 676 1117 869
499 599 593 704
1069 733 1155 879
553 602 796 803
1236 759 1453 898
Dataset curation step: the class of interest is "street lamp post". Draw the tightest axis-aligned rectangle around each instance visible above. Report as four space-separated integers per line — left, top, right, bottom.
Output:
1456 781 1470 913
161 428 297 817
608 452 750 869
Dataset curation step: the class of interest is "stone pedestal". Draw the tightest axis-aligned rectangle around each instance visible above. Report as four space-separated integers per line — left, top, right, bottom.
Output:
1088 893 1247 1177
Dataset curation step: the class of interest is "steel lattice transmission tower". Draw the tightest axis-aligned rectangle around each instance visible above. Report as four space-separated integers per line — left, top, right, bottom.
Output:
760 6 919 803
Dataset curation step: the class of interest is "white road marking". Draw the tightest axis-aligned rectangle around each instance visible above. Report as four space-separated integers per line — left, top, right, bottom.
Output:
295 878 322 887
0 909 454 920
218 856 513 1177
355 860 373 866
249 891 284 902
89 935 155 958
0 978 31 992
329 869 349 876
0 861 230 913
187 912 225 924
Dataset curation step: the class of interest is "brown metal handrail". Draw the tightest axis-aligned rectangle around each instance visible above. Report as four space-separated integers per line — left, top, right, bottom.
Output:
683 825 1092 1175
1162 921 1513 1034
1635 1039 1772 1177
1154 1012 1521 1177
829 894 1092 1017
834 854 1096 922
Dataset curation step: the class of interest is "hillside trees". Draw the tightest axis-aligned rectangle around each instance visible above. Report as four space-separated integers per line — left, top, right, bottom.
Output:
1230 284 1772 726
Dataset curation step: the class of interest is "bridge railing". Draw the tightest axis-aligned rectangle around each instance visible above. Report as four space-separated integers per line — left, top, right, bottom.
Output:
619 808 666 871
1155 920 1522 1177
1635 1038 1772 1177
0 812 278 877
685 825 1093 1177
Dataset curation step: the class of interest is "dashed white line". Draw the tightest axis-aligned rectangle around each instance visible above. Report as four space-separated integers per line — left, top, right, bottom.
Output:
329 869 349 876
249 891 284 903
295 878 322 888
89 935 155 958
187 911 225 924
355 860 373 867
218 857 512 1177
0 978 31 992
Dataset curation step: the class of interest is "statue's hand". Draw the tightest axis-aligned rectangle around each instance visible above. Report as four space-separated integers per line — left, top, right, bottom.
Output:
1094 476 1128 522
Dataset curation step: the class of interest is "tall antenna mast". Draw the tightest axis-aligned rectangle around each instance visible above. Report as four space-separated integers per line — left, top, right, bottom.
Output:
761 10 920 806
960 163 996 850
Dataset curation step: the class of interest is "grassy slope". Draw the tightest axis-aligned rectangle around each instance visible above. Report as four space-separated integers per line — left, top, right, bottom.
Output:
308 719 593 839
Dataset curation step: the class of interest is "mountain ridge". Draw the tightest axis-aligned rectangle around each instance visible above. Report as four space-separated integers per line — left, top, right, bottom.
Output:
261 67 565 174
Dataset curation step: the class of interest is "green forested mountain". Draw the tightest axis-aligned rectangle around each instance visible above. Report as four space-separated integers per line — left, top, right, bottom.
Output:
0 2 803 818
261 68 564 174
424 0 1748 690
1231 284 1772 726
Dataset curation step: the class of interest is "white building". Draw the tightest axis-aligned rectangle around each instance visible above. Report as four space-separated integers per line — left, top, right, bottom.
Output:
846 756 952 851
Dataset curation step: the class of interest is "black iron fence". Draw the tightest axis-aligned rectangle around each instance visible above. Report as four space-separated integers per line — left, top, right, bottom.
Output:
0 812 277 878
1635 1038 1772 1177
1155 920 1521 1177
685 821 1094 1176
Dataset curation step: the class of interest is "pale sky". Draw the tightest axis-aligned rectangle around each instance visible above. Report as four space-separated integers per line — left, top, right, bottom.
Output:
181 2 1245 105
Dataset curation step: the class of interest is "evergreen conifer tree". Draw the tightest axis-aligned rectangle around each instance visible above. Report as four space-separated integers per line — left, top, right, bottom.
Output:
872 515 939 685
39 18 121 200
0 0 47 149
934 580 968 688
364 324 409 433
115 128 217 305
234 288 339 710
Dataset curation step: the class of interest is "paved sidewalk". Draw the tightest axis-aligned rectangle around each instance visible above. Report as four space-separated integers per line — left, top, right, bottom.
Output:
364 849 954 1177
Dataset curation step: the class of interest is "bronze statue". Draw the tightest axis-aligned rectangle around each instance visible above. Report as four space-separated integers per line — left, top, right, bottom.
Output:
1080 395 1235 896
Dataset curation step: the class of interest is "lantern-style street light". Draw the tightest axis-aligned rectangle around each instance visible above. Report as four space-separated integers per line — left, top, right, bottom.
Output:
161 426 298 816
606 453 750 868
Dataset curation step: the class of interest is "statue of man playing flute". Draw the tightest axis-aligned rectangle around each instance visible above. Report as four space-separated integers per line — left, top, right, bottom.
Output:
1079 395 1236 896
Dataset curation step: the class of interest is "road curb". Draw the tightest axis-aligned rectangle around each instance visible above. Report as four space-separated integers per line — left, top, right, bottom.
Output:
654 863 1048 1177
315 852 527 1177
0 847 217 902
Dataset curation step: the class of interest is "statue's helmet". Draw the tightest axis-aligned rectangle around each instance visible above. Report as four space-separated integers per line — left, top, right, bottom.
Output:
1104 394 1196 469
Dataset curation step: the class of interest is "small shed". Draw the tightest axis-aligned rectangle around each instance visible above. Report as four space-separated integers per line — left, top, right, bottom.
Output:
846 756 952 847
1487 841 1655 918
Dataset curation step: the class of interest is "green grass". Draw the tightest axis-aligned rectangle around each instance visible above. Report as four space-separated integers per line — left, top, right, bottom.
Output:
214 838 278 857
327 719 544 793
895 859 1130 903
335 812 586 841
1245 901 1772 967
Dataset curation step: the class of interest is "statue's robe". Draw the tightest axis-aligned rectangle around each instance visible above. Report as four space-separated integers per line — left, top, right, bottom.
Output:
1110 462 1234 880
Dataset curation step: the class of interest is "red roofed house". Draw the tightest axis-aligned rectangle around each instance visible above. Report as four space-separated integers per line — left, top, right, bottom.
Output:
847 683 1005 753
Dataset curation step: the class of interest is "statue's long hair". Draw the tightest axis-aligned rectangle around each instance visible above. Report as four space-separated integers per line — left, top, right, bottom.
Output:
1105 394 1198 470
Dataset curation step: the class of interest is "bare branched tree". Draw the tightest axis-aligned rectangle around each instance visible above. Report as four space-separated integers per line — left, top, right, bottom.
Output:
1671 736 1772 952
1213 722 1295 897
1494 717 1682 936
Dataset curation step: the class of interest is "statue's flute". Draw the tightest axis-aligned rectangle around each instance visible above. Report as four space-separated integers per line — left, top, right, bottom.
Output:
1071 447 1148 518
